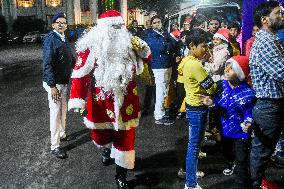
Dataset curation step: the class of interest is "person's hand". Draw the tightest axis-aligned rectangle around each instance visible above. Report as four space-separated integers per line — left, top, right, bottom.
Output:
51 87 61 103
241 122 251 133
176 56 181 63
200 95 214 106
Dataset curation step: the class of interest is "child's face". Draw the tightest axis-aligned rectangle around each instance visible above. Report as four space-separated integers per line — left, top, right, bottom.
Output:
208 20 220 34
190 42 207 59
252 26 259 37
181 35 186 44
229 27 239 38
212 37 223 46
224 63 238 81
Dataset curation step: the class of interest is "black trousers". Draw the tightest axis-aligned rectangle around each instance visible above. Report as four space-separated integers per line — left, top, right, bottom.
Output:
222 137 251 188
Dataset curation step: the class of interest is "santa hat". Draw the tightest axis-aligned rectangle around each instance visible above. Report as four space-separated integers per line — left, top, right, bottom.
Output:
97 9 125 26
213 28 230 43
226 56 250 81
183 18 192 25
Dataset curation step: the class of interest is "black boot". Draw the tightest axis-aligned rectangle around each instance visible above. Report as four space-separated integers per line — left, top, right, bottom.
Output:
115 165 129 189
101 148 113 166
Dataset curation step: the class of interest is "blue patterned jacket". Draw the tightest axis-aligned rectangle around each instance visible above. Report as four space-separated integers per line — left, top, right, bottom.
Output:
214 80 256 139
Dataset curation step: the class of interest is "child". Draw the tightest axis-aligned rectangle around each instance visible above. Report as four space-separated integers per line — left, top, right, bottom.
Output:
183 28 217 189
202 56 256 189
245 25 259 57
205 28 231 82
228 22 241 56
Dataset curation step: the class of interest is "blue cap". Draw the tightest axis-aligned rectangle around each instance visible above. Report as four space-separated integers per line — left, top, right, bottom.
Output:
52 12 66 23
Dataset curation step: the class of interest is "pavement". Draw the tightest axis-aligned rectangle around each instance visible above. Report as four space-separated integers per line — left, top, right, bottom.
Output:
0 44 283 189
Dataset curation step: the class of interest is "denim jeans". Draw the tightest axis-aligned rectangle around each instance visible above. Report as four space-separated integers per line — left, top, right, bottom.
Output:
185 105 208 187
250 99 284 188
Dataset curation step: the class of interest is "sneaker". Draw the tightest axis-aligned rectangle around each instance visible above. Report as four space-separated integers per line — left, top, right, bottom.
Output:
198 151 207 159
178 168 186 179
184 184 202 189
223 163 236 176
176 112 185 120
51 147 68 159
178 168 205 179
115 176 129 189
155 117 174 126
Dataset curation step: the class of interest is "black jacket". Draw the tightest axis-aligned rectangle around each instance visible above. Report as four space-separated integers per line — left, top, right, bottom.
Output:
43 31 75 87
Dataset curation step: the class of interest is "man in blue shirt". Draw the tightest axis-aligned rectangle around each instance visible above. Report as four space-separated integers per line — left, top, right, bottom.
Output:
249 2 284 188
42 12 74 159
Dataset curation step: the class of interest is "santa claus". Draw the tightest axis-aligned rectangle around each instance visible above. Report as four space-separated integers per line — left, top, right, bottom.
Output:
68 10 151 188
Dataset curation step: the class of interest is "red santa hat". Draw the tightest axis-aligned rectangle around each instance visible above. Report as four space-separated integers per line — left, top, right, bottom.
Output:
226 56 250 81
213 28 230 43
183 18 192 25
97 9 125 26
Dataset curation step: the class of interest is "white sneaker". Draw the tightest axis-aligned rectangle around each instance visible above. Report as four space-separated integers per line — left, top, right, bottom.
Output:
178 169 205 179
184 184 202 189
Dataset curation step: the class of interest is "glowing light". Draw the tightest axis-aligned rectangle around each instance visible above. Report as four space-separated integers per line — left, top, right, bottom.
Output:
46 0 61 7
18 0 34 8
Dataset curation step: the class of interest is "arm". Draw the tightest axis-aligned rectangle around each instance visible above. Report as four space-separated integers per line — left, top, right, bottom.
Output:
43 36 55 87
257 41 284 83
191 62 217 95
68 49 93 110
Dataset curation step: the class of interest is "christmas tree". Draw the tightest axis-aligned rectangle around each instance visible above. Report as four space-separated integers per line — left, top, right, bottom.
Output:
98 0 121 15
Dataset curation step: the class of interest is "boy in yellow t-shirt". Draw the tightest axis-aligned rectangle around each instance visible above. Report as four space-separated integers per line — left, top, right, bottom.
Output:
183 28 217 189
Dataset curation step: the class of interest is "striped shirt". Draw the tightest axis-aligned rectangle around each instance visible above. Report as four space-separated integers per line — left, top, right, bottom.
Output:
249 30 284 99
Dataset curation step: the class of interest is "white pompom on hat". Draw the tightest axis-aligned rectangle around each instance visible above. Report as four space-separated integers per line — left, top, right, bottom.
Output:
97 9 125 26
226 56 250 81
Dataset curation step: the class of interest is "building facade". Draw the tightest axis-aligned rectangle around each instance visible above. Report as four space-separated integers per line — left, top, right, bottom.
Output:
0 0 127 31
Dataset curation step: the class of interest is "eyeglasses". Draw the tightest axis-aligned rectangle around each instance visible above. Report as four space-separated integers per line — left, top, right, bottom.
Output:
55 21 67 25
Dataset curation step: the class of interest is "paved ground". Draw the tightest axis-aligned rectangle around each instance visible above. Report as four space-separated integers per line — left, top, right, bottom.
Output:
0 44 283 189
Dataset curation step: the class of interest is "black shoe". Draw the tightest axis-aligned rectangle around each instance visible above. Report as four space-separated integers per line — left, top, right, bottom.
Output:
115 176 129 189
60 135 71 142
51 147 68 159
102 148 114 166
155 117 174 126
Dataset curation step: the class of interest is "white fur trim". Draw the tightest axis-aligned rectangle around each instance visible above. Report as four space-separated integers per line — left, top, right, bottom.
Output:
92 140 112 148
97 16 124 26
113 96 140 131
213 33 228 43
68 98 86 110
227 58 245 81
71 54 95 78
83 117 114 130
110 145 135 169
170 33 179 41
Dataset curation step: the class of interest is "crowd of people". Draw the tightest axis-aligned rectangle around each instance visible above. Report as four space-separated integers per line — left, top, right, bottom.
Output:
42 1 284 189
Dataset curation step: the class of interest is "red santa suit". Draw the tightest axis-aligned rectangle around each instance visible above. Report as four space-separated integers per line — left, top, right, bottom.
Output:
68 10 151 170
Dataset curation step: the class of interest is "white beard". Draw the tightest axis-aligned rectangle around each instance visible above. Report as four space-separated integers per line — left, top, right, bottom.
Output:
76 26 135 106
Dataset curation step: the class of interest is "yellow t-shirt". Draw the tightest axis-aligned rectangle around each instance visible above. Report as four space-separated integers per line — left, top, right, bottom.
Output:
230 41 241 56
177 56 191 83
183 56 217 106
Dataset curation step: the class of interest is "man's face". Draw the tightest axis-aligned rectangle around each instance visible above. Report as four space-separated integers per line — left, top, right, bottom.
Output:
208 20 220 34
52 18 67 35
151 18 162 30
132 21 138 28
268 6 284 31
